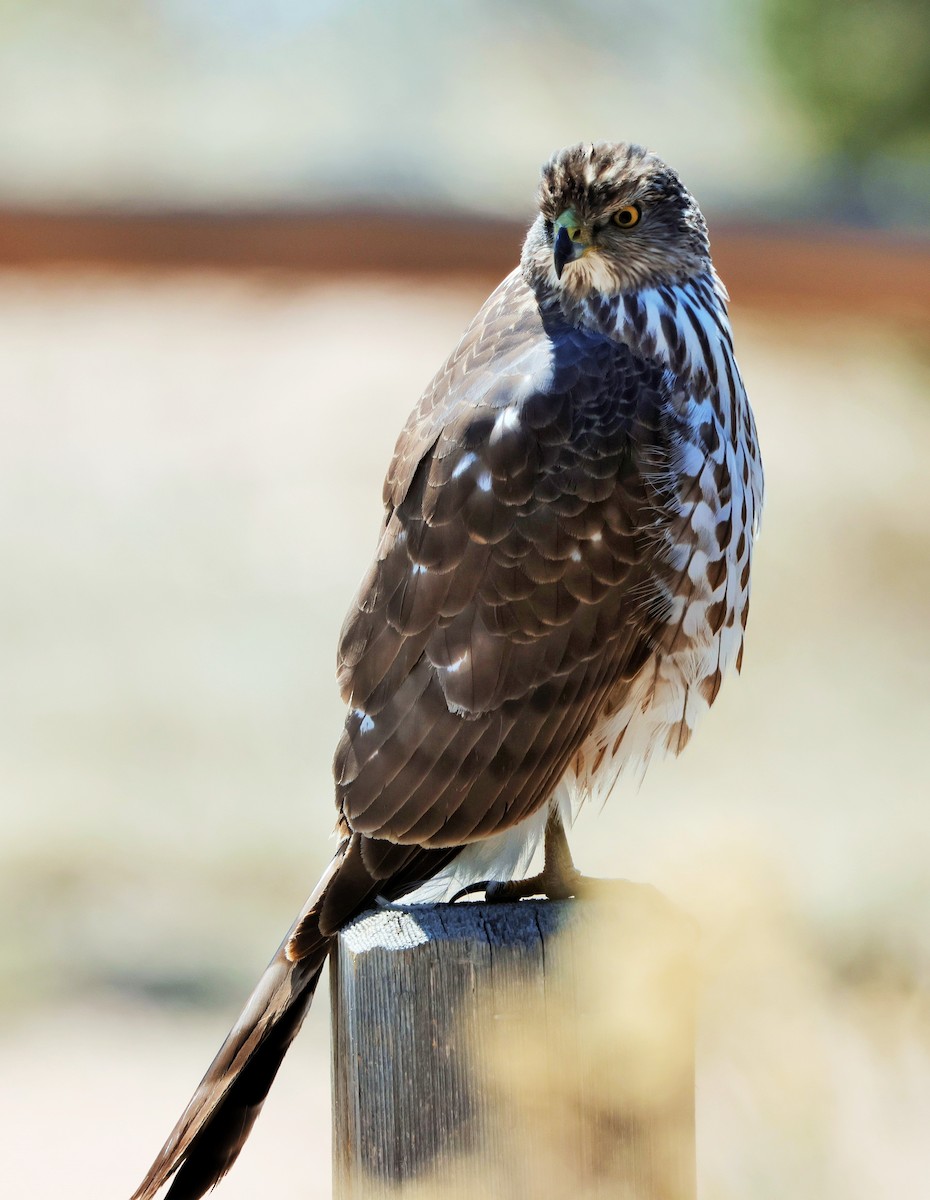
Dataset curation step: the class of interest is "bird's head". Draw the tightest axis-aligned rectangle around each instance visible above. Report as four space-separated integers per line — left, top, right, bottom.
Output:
521 142 711 301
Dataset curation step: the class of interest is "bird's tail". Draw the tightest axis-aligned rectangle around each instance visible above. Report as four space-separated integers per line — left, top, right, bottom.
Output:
130 848 349 1200
132 833 457 1200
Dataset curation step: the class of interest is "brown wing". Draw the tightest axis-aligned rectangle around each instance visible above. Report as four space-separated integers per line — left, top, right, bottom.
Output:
333 271 679 850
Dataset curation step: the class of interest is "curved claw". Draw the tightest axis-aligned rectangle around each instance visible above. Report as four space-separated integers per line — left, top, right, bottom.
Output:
486 879 522 902
450 879 526 903
450 880 491 903
451 878 547 904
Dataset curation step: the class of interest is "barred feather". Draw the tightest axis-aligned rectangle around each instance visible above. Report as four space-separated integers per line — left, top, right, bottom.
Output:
132 140 762 1199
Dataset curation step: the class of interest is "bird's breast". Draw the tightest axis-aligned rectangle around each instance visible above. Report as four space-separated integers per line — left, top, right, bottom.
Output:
568 276 763 803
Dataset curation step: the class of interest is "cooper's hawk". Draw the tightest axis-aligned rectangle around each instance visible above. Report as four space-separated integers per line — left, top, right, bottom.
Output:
133 142 763 1200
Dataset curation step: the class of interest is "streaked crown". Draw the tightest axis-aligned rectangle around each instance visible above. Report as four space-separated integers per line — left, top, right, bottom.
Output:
523 141 712 297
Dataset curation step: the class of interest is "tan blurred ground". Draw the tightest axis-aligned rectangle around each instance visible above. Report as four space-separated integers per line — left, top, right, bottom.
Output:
1 270 929 1198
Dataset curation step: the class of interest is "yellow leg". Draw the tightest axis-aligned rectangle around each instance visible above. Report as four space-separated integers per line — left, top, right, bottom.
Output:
453 807 586 903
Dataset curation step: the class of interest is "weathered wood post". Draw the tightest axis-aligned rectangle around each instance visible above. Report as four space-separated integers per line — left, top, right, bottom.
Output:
331 886 696 1200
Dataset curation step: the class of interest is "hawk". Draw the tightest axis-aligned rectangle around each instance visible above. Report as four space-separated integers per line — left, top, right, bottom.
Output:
133 141 763 1200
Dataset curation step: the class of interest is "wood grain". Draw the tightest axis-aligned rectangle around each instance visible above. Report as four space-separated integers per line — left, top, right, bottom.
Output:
331 888 696 1199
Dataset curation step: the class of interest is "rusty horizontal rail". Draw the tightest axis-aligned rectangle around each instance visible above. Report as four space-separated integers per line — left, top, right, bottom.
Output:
0 207 926 322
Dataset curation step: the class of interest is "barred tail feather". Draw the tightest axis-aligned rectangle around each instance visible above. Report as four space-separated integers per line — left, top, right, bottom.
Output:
131 846 352 1200
133 834 458 1200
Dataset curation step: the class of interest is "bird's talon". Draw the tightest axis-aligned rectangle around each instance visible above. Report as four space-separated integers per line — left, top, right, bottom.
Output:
451 880 490 903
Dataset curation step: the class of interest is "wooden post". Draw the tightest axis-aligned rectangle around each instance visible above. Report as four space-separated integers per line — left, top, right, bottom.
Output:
331 887 696 1200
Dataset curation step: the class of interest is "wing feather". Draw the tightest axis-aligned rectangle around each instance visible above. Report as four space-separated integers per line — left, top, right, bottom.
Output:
334 271 681 849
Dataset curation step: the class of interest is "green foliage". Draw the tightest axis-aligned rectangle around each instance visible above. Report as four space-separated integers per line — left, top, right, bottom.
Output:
763 0 930 163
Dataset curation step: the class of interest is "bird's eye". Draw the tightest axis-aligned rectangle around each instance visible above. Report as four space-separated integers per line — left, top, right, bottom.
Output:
612 204 641 229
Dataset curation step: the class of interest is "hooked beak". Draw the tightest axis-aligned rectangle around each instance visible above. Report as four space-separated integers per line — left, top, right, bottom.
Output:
553 210 591 278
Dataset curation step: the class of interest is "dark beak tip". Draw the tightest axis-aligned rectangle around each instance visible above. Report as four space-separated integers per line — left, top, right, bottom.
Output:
553 225 572 279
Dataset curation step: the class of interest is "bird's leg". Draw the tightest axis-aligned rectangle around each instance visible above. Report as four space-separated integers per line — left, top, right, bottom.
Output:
453 807 586 903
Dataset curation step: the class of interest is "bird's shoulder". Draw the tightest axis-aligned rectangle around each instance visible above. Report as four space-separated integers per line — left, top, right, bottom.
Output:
383 269 669 514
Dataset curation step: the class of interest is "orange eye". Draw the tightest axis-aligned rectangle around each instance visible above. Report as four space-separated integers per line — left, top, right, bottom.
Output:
612 204 641 228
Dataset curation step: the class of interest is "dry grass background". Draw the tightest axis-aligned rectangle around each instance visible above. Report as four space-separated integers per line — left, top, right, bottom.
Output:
1 268 928 1198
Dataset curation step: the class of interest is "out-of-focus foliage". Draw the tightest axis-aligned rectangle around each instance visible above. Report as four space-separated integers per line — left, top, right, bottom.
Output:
0 0 848 220
0 0 927 225
763 0 930 163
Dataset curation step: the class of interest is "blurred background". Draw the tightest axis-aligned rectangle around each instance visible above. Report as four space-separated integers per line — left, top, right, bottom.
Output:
1 1 928 1197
